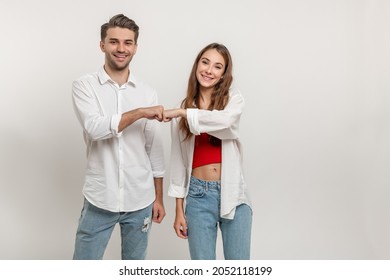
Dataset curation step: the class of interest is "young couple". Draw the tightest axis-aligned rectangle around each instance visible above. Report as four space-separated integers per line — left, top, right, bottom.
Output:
72 14 252 260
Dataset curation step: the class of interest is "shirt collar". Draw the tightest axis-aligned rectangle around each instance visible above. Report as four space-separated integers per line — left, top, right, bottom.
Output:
98 66 137 87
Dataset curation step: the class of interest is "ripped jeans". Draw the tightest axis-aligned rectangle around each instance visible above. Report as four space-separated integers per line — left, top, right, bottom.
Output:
73 198 152 260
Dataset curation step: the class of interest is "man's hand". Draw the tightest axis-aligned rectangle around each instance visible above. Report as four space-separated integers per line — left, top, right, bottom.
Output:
163 108 186 122
152 200 166 224
119 105 164 132
142 105 164 122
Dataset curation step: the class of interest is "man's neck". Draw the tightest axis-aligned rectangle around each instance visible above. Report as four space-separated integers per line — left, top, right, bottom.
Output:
104 65 129 86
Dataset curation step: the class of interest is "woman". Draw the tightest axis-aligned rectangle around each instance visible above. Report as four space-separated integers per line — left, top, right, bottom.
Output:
163 43 252 260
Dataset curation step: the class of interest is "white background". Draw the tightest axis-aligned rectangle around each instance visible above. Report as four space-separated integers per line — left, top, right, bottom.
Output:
0 0 389 260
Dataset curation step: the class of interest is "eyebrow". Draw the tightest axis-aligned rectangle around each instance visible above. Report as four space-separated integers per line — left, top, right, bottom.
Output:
108 38 134 43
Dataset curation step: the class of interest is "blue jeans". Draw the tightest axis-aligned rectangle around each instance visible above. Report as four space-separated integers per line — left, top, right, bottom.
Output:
185 176 252 260
73 199 152 260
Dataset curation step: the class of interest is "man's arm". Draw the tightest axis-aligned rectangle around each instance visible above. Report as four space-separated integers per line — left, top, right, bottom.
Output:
118 105 164 132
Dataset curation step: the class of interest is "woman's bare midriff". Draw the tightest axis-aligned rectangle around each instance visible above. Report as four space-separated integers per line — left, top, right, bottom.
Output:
191 163 221 181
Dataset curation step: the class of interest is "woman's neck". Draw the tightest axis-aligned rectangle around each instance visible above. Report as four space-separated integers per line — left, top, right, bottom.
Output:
199 89 213 109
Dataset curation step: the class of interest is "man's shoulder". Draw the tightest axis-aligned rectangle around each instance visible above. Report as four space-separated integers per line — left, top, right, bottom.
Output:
74 71 99 84
132 74 157 94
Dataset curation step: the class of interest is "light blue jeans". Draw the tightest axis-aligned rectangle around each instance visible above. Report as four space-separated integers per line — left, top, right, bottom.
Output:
185 176 252 260
73 199 152 260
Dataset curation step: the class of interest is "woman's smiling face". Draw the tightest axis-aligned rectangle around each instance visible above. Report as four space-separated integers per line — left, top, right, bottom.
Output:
196 48 226 90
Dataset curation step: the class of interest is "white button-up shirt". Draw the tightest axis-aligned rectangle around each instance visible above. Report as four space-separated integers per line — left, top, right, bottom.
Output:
168 88 252 219
72 67 164 212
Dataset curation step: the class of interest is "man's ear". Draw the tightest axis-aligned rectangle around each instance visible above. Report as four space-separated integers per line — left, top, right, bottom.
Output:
100 41 105 52
133 44 138 55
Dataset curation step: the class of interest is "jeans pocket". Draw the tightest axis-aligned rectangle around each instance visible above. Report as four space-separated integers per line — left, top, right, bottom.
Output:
187 185 205 198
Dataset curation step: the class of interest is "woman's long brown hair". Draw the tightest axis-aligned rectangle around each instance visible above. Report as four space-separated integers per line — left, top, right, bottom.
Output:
179 43 234 140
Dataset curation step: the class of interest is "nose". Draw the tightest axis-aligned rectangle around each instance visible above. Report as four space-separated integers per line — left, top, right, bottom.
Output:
117 42 125 52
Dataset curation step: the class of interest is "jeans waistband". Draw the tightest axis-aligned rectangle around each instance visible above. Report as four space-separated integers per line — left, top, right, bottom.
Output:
190 176 220 189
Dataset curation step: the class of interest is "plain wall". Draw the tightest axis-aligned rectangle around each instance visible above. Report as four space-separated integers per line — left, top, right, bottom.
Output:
1 0 389 259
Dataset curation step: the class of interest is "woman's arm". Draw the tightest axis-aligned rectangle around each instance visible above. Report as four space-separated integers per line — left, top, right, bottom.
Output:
163 89 244 140
173 198 188 239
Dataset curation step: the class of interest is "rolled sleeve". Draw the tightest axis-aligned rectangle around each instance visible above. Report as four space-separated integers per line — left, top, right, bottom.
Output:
168 184 187 198
72 79 120 141
185 88 244 140
110 113 123 138
186 108 200 135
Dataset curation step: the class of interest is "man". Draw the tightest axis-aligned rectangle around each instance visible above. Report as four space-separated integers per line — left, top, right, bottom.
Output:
72 14 165 260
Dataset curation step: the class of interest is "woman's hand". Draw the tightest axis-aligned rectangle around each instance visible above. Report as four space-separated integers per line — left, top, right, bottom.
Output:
163 108 186 122
173 198 188 239
173 211 188 239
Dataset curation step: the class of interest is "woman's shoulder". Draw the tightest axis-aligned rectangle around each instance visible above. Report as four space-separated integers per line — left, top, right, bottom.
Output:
228 87 245 104
229 86 243 97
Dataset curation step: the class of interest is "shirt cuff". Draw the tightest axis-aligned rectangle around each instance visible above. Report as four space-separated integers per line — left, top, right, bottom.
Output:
153 170 165 178
168 184 187 198
186 108 200 135
110 114 123 137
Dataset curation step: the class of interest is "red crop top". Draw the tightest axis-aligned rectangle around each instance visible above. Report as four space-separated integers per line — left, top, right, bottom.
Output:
192 133 222 169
